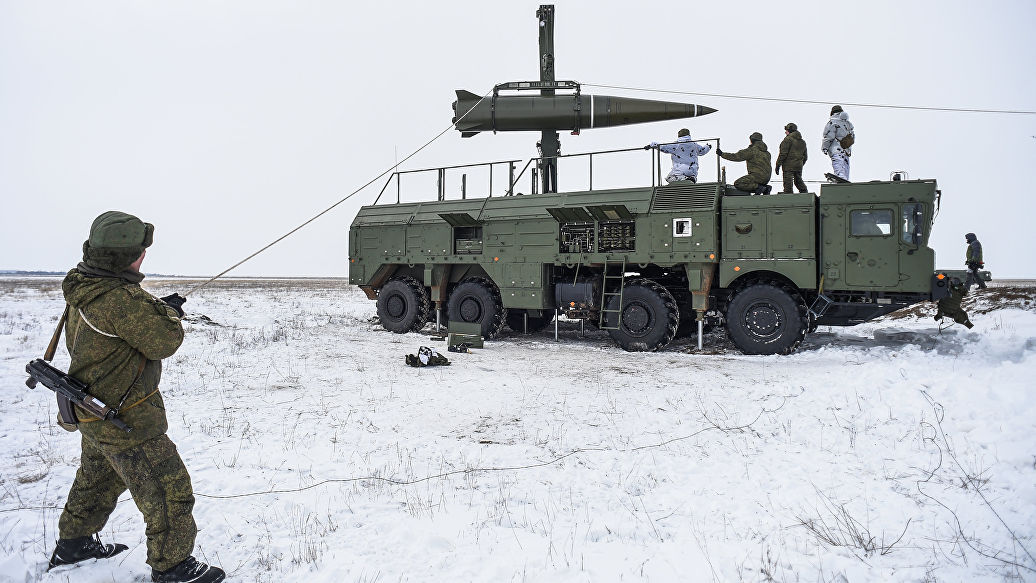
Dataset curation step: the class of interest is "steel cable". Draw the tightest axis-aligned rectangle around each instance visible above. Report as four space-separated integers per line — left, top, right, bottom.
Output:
583 83 1036 115
183 89 494 296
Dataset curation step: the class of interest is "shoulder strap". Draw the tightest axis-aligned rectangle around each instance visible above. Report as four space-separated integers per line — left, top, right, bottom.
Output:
43 305 70 362
77 308 119 338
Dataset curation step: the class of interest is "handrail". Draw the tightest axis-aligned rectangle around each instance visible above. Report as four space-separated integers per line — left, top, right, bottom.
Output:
372 138 725 205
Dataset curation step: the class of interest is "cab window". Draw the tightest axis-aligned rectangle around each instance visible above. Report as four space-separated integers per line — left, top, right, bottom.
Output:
850 209 892 237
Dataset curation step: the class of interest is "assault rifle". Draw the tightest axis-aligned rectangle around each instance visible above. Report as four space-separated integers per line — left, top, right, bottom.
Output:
25 359 132 432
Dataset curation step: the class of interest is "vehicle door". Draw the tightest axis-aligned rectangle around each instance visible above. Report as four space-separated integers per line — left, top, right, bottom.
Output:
844 206 898 287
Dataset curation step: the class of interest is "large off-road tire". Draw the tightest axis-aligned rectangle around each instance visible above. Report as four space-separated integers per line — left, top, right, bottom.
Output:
376 277 431 334
604 279 679 352
447 278 506 339
725 283 807 355
505 310 555 334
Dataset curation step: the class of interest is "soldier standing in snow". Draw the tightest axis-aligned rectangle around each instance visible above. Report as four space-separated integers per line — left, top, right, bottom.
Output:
775 122 808 193
648 128 712 183
822 105 854 181
49 212 225 583
717 132 772 195
964 232 987 290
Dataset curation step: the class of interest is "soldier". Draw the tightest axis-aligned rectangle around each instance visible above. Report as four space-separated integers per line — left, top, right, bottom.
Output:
822 105 854 181
717 132 772 195
775 122 808 193
964 232 987 290
648 128 712 183
49 212 224 582
934 277 974 328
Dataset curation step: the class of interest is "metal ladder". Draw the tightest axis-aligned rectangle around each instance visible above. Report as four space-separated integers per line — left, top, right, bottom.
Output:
807 275 833 320
598 258 627 330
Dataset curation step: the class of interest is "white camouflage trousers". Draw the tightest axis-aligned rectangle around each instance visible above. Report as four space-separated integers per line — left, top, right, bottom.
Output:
830 154 850 181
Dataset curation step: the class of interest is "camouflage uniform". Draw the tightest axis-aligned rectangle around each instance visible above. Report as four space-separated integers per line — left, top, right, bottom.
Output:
775 124 808 193
964 232 986 290
719 133 772 193
654 131 712 183
935 279 973 328
56 212 198 572
822 106 854 181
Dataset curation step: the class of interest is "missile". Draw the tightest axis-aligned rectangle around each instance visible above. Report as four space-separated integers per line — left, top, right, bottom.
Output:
452 89 717 137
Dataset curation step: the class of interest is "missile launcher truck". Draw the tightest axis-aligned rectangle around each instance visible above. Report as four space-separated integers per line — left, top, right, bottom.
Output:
347 5 968 355
349 159 955 355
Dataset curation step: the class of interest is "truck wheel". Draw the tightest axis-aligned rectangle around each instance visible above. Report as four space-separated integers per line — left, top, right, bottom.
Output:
376 277 431 334
725 283 806 355
505 310 555 334
447 278 506 339
604 279 679 352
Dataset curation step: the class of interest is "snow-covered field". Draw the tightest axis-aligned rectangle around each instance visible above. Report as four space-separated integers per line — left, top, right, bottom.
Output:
1 277 1034 582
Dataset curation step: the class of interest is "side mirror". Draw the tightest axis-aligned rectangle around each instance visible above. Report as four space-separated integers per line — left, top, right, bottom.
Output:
911 204 923 245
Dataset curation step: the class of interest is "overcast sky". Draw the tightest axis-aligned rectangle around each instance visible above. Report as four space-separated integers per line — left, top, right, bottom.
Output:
2 0 1034 278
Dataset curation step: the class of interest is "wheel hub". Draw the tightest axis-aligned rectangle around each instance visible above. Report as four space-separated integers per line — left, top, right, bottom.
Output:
386 295 406 319
622 303 653 337
459 297 483 322
746 302 781 337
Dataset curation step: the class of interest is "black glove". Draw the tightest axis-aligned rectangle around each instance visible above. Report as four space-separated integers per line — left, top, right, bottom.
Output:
716 147 723 155
643 144 651 150
160 293 187 318
775 166 780 175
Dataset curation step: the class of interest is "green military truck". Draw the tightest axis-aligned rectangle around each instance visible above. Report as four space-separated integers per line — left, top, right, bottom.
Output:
348 157 960 355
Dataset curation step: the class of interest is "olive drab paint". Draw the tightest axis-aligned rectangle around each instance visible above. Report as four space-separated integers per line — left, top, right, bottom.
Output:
349 176 954 355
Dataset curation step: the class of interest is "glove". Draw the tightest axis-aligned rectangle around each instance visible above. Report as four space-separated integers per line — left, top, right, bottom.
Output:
775 166 780 175
160 293 187 318
716 147 723 156
644 144 651 150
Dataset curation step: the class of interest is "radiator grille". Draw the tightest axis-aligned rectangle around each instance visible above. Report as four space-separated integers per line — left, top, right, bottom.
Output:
650 183 720 212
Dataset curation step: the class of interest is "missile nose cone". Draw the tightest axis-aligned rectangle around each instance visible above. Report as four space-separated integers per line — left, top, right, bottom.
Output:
696 105 718 117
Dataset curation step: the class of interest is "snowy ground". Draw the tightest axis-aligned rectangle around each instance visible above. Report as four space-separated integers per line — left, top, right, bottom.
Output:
1 277 1034 582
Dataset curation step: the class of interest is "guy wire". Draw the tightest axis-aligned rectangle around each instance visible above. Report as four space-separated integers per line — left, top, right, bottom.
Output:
184 89 494 296
583 83 1036 115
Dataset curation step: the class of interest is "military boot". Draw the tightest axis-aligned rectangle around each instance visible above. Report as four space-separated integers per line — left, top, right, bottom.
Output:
48 534 128 569
152 556 225 583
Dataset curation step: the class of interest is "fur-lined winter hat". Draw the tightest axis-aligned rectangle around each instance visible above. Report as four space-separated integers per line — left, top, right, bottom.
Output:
749 132 763 142
784 122 797 132
82 211 154 273
830 105 843 115
677 128 690 137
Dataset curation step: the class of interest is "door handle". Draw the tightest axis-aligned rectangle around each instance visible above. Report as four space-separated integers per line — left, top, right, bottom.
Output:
846 252 859 261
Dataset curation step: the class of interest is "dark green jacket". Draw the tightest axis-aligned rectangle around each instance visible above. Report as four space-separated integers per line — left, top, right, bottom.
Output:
63 269 184 446
775 130 807 172
967 240 983 263
720 141 772 183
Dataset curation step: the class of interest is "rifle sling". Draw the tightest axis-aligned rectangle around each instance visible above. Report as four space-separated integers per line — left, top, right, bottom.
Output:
43 305 70 362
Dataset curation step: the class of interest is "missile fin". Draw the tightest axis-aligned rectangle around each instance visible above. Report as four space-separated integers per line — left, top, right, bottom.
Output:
455 90 481 101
